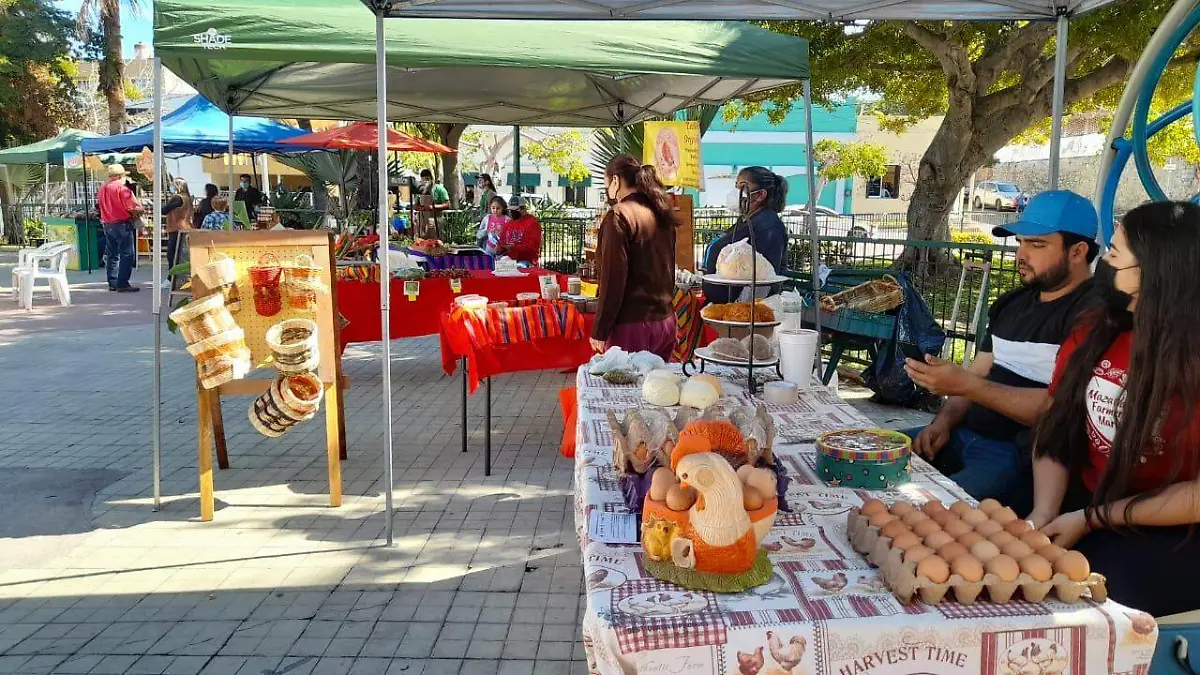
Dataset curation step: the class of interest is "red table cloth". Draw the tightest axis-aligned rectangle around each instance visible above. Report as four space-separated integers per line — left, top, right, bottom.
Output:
337 268 565 344
440 306 595 394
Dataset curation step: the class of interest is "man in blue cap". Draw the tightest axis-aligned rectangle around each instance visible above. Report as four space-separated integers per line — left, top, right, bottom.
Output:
902 190 1101 510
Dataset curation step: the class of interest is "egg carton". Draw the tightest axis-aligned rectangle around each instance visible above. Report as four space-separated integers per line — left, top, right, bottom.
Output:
845 509 1108 605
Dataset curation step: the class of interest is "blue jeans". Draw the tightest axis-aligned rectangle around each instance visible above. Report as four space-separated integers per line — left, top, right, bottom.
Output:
901 425 1032 510
103 221 135 289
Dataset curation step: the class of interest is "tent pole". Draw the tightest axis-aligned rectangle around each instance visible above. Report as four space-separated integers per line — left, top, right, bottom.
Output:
262 154 271 195
512 126 521 198
377 9 396 547
803 80 823 381
151 57 164 510
44 163 50 221
228 113 235 227
1049 13 1069 190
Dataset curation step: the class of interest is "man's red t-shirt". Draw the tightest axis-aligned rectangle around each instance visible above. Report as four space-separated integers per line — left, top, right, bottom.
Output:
497 215 541 264
1050 326 1200 493
98 179 139 224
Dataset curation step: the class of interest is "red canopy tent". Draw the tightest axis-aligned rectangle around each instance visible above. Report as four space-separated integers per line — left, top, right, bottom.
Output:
280 121 455 153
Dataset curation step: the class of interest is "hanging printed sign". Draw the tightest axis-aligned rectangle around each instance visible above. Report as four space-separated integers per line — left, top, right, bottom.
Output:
642 121 701 188
63 152 84 171
450 278 463 294
404 280 420 301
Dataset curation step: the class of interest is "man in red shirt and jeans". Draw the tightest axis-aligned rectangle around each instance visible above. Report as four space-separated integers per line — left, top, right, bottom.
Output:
98 164 143 292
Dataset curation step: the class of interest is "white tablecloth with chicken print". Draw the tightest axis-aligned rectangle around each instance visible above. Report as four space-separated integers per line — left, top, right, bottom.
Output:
572 365 1158 675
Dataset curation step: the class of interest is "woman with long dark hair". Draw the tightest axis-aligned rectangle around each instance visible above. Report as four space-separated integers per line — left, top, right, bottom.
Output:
1031 201 1200 616
477 173 498 211
701 166 789 304
591 154 677 359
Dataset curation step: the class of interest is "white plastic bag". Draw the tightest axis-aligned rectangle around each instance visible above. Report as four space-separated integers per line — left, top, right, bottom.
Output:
715 240 776 281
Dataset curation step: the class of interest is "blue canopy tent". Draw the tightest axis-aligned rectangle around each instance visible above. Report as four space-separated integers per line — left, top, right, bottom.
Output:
80 94 306 154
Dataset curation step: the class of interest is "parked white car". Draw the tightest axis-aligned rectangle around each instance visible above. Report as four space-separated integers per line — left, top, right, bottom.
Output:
782 205 871 238
972 181 1028 212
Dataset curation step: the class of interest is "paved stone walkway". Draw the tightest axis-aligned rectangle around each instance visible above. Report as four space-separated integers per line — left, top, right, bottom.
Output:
0 252 929 675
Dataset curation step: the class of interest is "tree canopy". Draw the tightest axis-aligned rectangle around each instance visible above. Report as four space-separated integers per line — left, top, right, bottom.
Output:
736 2 1198 250
0 0 80 148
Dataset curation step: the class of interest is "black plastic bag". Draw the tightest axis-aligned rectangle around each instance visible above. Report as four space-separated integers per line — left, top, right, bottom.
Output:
862 272 946 406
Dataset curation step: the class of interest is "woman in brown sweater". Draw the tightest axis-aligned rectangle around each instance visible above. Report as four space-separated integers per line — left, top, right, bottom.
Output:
164 178 194 272
591 155 677 359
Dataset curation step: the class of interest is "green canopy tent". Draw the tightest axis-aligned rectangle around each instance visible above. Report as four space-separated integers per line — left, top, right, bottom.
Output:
0 129 102 223
151 0 812 535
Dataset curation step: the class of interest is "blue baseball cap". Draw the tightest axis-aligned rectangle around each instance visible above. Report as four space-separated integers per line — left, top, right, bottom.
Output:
992 190 1098 240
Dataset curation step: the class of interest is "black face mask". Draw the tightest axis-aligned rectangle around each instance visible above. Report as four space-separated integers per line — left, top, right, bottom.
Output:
1094 259 1135 317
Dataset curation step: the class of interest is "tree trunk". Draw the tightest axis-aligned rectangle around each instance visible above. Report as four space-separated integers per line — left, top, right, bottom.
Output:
100 0 125 135
438 124 467 207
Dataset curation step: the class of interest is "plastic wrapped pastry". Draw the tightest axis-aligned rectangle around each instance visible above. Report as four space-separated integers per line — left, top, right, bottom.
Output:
715 240 777 281
741 333 774 361
709 337 750 362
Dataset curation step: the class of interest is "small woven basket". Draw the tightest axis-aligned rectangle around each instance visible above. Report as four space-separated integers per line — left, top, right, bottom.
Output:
284 254 325 312
171 293 237 343
266 318 319 374
819 275 903 314
249 253 284 317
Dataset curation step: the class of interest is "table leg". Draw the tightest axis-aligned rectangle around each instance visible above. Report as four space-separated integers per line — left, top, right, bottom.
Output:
461 357 468 453
823 340 847 385
485 377 492 477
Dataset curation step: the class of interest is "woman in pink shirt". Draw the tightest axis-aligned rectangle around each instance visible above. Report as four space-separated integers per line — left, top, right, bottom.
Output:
475 196 510 255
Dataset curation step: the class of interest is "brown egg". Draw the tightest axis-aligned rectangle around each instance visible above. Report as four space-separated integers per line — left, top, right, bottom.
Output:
869 512 897 529
743 487 765 511
959 509 987 527
1037 544 1068 564
943 519 973 539
992 507 1019 525
936 541 969 563
1004 519 1031 536
859 498 888 517
950 501 974 517
890 501 915 517
978 498 1003 515
974 520 1004 538
881 520 911 539
969 540 1001 562
665 485 696 511
746 469 777 499
648 467 676 502
950 554 985 582
1019 530 1052 550
923 530 956 550
902 510 930 527
913 520 943 538
922 500 947 515
736 463 756 484
904 545 936 564
957 531 985 549
1055 551 1091 582
931 510 959 527
1001 540 1034 560
1019 554 1053 582
988 531 1017 548
986 554 1021 582
890 531 923 551
916 555 951 583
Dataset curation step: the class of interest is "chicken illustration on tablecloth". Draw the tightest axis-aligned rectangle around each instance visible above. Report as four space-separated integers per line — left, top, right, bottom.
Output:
767 631 807 673
737 646 765 675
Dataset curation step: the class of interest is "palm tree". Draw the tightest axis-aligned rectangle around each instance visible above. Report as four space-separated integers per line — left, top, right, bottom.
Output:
78 0 140 134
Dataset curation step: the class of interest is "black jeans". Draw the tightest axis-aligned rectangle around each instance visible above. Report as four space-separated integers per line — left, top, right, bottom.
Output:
1064 486 1200 616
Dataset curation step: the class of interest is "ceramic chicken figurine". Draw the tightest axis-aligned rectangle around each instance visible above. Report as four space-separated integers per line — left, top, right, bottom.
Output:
640 420 777 590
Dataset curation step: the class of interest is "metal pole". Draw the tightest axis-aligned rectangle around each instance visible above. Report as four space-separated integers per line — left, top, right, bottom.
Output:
512 126 521 198
261 154 271 194
44 163 50 220
151 58 164 510
228 113 235 227
1049 13 1069 190
377 10 396 546
803 80 823 380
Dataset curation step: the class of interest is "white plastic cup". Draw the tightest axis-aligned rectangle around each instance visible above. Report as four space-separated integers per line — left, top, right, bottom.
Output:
778 329 819 389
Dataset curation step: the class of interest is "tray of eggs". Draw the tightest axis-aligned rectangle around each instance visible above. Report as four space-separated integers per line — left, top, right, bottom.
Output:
847 498 1107 605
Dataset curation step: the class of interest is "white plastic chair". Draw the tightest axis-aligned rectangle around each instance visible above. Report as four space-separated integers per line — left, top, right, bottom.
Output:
10 240 65 293
15 244 73 309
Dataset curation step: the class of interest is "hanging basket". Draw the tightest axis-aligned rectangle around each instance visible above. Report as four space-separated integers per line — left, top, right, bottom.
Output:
170 293 237 343
186 327 252 389
249 253 284 317
266 318 319 374
248 374 321 438
284 254 326 312
197 253 243 313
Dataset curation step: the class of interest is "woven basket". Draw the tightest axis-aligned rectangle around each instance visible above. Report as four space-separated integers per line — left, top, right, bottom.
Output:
197 253 238 288
249 253 284 317
284 254 325 312
248 376 313 437
278 372 324 415
170 293 237 343
197 349 253 390
266 318 319 374
819 275 903 314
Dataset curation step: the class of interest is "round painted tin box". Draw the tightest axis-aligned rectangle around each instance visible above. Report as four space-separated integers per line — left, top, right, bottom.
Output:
816 429 912 489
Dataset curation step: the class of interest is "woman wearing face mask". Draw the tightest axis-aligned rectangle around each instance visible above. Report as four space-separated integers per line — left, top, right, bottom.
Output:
701 166 789 304
589 154 677 359
163 178 194 273
1029 201 1200 616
